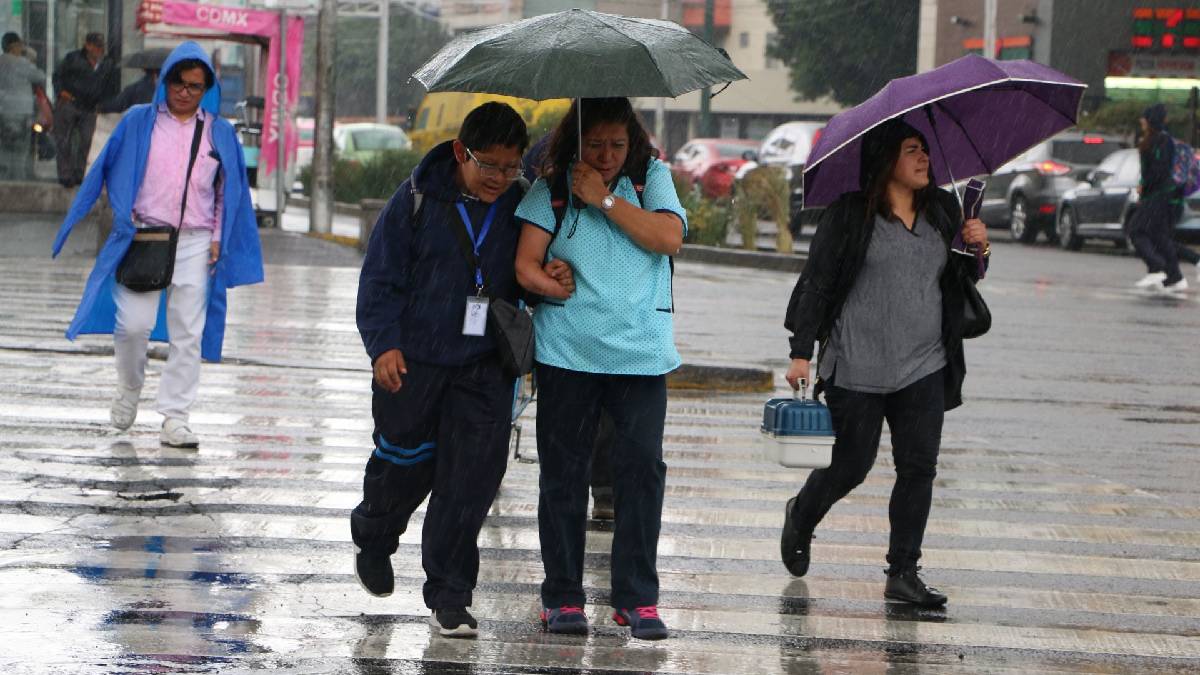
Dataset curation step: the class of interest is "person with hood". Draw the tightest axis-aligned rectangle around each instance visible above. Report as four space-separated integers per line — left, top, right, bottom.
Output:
51 42 263 448
352 102 574 639
780 118 989 607
1129 103 1188 294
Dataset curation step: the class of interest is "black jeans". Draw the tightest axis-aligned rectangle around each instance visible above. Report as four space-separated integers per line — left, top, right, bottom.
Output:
53 98 95 185
349 356 512 609
1130 196 1183 284
789 369 945 574
535 363 667 609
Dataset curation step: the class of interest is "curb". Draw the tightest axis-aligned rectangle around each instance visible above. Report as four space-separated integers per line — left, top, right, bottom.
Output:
667 362 774 393
675 244 807 273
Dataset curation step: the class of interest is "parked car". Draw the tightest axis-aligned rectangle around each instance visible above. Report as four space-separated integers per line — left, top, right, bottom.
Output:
736 121 825 233
671 138 759 198
333 123 412 164
978 130 1128 243
1057 147 1200 250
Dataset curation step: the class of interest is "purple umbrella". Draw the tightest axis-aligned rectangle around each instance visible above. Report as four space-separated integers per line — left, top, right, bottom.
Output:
802 54 1087 208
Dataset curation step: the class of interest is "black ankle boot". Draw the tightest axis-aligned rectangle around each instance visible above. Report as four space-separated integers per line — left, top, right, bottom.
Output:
781 497 813 577
884 567 947 607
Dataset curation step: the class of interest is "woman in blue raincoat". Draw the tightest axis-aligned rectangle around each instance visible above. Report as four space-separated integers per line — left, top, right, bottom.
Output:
51 41 263 447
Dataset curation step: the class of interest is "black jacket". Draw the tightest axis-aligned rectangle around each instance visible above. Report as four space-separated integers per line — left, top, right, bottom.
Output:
357 141 525 367
53 49 113 110
99 73 155 113
1139 131 1176 201
783 188 981 411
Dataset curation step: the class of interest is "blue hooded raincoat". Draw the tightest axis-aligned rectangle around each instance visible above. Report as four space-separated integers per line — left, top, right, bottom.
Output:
51 42 264 362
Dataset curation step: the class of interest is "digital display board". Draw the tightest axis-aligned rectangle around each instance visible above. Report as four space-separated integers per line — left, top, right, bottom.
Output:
1133 7 1200 49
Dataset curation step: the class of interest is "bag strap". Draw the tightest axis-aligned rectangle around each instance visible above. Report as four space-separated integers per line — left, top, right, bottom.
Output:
179 116 205 228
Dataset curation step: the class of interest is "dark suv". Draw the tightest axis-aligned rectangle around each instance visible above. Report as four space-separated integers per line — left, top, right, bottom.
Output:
978 131 1128 243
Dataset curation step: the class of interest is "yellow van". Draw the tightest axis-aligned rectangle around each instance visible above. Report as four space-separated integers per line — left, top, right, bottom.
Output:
409 92 571 153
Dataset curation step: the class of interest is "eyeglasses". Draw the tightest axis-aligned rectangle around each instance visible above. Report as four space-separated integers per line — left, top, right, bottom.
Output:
169 81 206 96
465 147 523 181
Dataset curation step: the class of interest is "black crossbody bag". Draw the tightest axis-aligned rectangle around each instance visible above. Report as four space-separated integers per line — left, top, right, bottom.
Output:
116 117 205 292
444 202 535 379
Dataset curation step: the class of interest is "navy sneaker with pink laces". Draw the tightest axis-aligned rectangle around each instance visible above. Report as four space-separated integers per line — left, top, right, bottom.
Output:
612 606 669 640
540 605 589 634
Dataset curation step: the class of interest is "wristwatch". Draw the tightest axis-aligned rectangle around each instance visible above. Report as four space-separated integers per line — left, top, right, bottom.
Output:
600 193 616 212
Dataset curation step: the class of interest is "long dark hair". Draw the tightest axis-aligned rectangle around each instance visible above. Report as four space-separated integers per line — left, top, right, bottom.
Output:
859 117 939 224
543 97 654 181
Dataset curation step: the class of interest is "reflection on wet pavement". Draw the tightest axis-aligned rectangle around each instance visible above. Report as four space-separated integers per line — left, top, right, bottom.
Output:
1 257 1199 673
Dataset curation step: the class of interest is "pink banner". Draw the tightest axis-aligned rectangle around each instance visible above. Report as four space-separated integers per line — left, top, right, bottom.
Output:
158 1 303 178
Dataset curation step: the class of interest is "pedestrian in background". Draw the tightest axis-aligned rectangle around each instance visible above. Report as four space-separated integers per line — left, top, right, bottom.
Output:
51 42 263 448
514 97 686 640
0 32 46 180
100 67 160 114
1129 103 1188 294
352 102 573 639
53 32 113 187
522 133 616 522
781 118 989 608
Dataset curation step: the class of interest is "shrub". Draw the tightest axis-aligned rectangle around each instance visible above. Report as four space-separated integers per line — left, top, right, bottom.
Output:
733 167 791 252
674 172 730 246
298 148 423 203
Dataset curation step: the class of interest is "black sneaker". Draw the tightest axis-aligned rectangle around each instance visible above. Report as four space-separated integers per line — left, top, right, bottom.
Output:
884 567 948 607
429 607 478 638
353 547 393 597
781 496 813 577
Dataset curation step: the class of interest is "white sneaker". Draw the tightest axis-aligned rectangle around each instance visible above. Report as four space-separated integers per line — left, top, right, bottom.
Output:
1134 272 1167 289
161 418 199 448
1161 277 1189 294
110 388 140 431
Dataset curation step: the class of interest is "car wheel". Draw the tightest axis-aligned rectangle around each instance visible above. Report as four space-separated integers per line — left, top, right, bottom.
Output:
1009 195 1037 244
1057 206 1083 251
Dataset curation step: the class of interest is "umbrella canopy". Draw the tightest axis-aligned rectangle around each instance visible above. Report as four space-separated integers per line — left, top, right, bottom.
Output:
802 54 1087 208
122 47 173 70
413 8 747 101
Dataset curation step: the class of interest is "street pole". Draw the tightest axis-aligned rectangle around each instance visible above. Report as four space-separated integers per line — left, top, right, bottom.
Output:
276 8 287 224
655 0 667 150
983 0 997 59
376 0 388 124
312 0 336 235
699 0 713 137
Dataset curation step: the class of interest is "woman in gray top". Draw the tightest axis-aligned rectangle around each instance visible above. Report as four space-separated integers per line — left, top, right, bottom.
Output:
780 118 989 607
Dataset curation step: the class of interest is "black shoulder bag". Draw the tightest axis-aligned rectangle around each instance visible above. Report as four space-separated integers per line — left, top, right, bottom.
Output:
444 200 535 379
116 116 205 293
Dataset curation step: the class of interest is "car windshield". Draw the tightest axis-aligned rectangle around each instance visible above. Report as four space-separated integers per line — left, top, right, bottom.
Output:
351 129 407 151
1051 139 1127 166
716 143 754 158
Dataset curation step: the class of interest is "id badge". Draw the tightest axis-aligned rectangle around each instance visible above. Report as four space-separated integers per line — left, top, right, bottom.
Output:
463 296 489 336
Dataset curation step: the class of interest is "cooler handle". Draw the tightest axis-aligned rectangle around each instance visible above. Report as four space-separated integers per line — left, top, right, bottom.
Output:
795 378 808 402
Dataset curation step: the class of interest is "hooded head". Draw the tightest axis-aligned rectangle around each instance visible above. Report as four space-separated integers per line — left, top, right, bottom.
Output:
152 42 221 117
1143 103 1167 132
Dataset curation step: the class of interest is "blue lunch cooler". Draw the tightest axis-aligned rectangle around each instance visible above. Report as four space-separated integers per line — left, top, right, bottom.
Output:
760 379 835 468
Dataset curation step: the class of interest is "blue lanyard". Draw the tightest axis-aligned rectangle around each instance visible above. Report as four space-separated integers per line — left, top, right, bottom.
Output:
455 200 498 291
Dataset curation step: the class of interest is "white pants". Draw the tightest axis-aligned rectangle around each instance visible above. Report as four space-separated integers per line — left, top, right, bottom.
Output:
113 228 211 422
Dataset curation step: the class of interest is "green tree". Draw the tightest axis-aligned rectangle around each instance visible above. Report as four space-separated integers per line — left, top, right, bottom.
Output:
765 0 920 107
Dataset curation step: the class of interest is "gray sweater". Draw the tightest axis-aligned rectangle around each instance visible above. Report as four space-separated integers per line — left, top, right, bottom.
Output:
0 53 45 117
819 212 947 393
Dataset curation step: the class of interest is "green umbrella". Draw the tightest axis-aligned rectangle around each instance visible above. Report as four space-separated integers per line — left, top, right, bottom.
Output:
413 9 747 100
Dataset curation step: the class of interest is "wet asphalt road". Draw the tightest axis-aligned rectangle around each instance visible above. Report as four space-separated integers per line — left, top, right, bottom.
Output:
0 227 1198 673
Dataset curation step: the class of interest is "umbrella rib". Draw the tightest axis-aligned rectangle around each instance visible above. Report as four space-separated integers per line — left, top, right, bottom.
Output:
931 100 993 175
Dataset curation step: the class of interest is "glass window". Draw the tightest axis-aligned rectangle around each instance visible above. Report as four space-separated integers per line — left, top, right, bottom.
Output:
739 32 749 49
765 33 779 70
1051 139 1128 165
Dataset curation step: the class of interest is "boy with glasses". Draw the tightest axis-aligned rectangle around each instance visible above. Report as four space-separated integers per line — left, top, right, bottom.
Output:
353 102 574 637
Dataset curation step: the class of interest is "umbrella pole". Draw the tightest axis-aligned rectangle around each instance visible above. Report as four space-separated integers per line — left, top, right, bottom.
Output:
923 105 963 209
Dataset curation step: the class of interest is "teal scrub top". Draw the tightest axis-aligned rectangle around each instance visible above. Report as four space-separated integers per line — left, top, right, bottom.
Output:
515 157 687 376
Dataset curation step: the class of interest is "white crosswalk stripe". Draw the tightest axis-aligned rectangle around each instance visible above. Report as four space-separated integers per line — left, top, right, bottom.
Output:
1 260 1198 673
